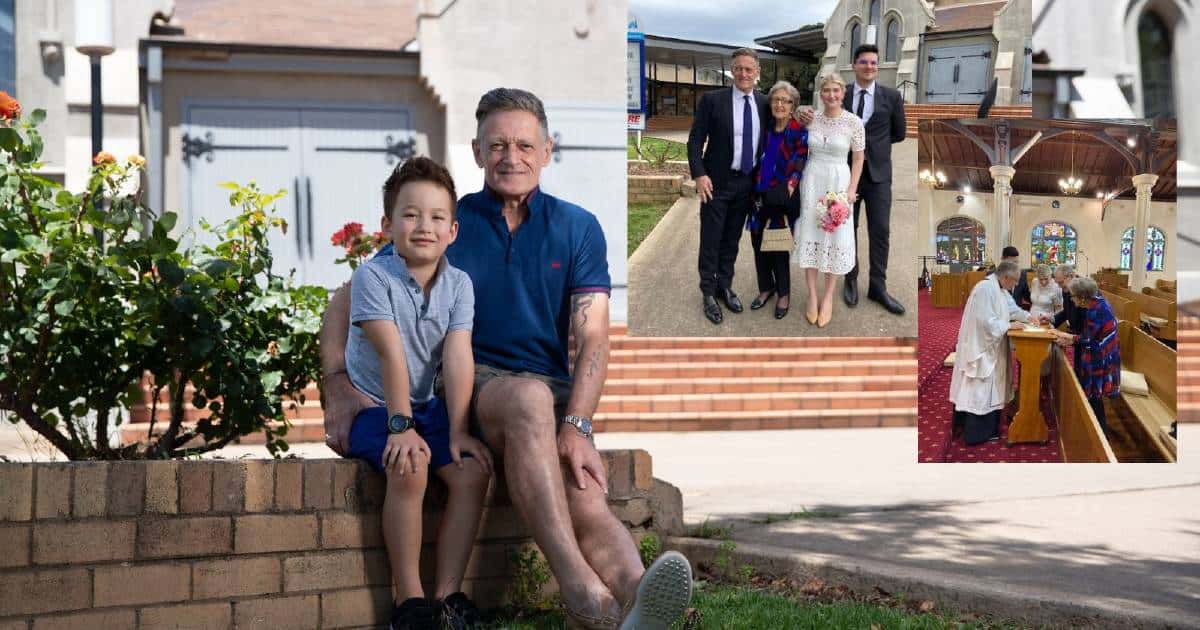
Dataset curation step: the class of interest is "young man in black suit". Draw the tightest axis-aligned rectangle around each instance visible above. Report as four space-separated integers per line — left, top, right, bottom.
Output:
687 48 770 324
842 44 907 315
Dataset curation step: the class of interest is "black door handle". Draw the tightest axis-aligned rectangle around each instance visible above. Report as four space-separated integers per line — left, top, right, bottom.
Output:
293 177 302 255
953 63 960 84
306 176 314 259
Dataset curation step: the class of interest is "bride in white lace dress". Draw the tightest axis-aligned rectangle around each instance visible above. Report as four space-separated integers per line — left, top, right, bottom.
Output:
793 74 865 327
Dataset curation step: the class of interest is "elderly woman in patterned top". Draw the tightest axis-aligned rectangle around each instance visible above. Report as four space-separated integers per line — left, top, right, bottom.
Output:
747 80 808 319
1054 276 1120 432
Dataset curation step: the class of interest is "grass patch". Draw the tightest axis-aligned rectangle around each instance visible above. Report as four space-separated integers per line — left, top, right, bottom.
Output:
478 582 1026 629
687 518 736 540
755 508 847 524
628 135 687 161
628 202 673 257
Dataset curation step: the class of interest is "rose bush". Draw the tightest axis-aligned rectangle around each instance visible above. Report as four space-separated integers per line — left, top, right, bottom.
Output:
1 103 325 459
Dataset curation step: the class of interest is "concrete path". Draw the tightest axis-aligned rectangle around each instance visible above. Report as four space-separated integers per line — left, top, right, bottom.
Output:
598 426 1200 629
628 140 919 338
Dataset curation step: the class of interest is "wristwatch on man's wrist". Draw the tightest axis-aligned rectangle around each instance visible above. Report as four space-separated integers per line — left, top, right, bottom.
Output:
387 413 415 434
560 415 593 439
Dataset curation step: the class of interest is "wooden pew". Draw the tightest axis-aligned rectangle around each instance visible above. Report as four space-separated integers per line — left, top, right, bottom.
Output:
1114 287 1176 342
1096 271 1130 289
1052 345 1117 462
931 273 965 308
964 270 986 304
1142 286 1176 302
1117 321 1177 461
1101 290 1140 326
1157 279 1176 294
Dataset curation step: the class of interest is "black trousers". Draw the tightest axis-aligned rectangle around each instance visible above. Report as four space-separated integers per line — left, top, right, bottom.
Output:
749 203 799 296
847 169 892 295
698 173 754 296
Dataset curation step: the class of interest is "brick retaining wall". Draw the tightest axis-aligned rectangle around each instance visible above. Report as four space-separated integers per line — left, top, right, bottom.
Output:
628 175 683 205
0 451 680 628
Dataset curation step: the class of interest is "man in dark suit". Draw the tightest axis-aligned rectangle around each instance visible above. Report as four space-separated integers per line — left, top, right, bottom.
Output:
842 44 906 315
687 48 770 324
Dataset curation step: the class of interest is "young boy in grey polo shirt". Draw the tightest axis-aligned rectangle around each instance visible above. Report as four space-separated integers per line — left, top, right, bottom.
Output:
344 157 494 630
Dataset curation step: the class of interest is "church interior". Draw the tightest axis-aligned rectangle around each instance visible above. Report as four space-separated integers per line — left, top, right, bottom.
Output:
916 117 1179 463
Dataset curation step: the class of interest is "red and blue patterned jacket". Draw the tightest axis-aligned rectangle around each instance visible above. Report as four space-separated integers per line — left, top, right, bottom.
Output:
748 117 808 232
1077 296 1120 398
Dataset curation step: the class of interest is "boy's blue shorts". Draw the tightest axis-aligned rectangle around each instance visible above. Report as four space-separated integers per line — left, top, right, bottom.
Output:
348 397 465 473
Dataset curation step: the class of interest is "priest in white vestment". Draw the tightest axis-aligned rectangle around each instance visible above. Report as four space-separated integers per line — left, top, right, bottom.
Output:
949 261 1031 444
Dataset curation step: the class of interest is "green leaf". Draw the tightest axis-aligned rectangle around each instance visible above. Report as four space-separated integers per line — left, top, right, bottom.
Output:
261 371 283 392
0 127 18 153
28 109 46 126
218 182 241 191
157 212 178 232
1 249 21 264
53 300 77 316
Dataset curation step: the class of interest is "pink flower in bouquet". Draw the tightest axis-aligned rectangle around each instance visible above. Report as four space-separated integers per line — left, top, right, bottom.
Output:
818 191 850 233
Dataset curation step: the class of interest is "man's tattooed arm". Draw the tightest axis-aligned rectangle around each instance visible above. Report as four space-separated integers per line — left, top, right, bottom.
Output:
565 292 610 421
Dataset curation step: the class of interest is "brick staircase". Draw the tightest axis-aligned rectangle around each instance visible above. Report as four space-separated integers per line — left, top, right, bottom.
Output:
1178 317 1199 423
124 324 918 445
904 103 1033 138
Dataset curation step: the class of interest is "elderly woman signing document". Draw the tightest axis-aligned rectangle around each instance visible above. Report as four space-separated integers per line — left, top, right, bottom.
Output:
949 261 1031 445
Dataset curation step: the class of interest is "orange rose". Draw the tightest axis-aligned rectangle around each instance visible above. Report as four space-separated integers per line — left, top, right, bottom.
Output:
92 151 116 166
0 91 19 121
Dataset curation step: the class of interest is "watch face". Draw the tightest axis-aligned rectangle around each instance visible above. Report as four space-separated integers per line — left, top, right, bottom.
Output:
579 418 593 434
388 414 411 433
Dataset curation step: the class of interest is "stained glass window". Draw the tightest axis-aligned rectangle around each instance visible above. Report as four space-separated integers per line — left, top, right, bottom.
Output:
1119 226 1166 271
936 217 986 265
1031 222 1077 266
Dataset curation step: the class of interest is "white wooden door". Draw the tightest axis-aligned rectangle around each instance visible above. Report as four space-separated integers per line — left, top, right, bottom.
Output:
925 44 992 103
538 103 629 321
183 106 305 277
299 109 414 288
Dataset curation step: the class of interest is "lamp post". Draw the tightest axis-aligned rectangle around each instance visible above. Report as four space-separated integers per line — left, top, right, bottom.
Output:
73 0 114 244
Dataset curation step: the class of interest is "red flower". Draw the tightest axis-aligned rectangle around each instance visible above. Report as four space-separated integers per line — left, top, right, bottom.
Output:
330 222 364 248
0 91 19 121
92 151 116 166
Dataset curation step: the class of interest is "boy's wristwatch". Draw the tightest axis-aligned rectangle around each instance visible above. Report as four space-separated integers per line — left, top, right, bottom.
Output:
560 415 593 439
388 413 415 434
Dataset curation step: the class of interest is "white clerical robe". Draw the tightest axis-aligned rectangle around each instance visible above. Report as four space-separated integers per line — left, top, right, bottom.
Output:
949 277 1031 415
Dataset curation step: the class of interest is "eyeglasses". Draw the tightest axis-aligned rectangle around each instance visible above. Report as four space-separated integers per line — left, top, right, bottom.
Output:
770 97 794 105
855 59 879 67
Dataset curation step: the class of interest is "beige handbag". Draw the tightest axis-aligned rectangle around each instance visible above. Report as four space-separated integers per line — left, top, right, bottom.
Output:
759 225 793 252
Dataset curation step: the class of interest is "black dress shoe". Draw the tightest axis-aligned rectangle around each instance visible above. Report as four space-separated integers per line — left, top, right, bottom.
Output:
750 291 775 310
719 289 744 313
867 290 905 315
703 295 723 324
843 278 859 307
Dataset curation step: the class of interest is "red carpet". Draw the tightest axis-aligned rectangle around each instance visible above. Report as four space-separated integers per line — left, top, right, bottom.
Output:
917 290 1063 463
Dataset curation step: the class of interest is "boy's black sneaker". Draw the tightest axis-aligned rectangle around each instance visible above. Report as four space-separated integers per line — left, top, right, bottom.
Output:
441 592 483 629
391 597 441 630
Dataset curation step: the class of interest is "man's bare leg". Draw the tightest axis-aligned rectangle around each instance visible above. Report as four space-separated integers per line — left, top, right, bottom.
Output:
474 377 619 620
563 463 644 608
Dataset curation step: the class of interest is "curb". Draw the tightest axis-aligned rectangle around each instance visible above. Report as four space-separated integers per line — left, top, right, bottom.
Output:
665 536 1196 630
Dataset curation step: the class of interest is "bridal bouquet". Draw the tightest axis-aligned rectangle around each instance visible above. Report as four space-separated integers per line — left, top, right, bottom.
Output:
818 191 850 233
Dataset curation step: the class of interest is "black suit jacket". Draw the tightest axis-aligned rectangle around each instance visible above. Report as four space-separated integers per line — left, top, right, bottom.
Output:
843 82 906 184
687 88 771 189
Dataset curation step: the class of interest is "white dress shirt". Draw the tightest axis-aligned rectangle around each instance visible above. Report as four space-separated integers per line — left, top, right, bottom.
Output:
852 81 876 123
730 87 761 171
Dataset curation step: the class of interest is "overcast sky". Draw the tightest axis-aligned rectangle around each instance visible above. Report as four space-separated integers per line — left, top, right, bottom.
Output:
628 0 836 48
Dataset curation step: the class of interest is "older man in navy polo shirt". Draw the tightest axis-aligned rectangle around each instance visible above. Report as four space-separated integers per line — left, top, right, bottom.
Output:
319 89 691 629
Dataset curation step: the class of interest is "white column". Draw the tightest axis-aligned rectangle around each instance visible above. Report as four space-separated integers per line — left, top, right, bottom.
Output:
1130 172 1159 291
989 165 1015 264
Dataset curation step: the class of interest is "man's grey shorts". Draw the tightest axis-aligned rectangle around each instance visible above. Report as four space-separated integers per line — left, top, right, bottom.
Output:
435 364 572 434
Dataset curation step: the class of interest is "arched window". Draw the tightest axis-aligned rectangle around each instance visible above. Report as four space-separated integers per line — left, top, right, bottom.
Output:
935 217 986 265
1031 221 1077 266
850 22 861 59
885 19 900 62
1138 10 1174 118
869 0 881 26
1119 226 1166 271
